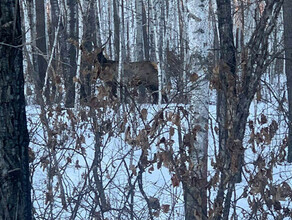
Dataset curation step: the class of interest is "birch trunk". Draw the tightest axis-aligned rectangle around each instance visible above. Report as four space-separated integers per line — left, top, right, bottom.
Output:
74 1 84 109
151 0 165 105
21 0 36 104
182 0 210 218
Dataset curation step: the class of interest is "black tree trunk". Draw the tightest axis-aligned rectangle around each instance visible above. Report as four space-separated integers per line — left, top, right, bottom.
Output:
0 0 32 219
284 0 292 162
64 0 78 107
35 0 47 87
214 1 283 219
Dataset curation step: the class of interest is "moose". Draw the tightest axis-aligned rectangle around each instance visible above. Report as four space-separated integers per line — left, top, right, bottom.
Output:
97 48 168 104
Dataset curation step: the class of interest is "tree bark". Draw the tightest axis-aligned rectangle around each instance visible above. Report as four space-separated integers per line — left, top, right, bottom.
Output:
135 0 144 61
214 1 283 219
135 0 147 102
35 0 47 87
283 0 292 162
64 0 78 107
80 0 98 103
181 0 210 219
0 0 32 219
142 1 149 60
113 0 120 59
216 0 237 172
74 1 84 109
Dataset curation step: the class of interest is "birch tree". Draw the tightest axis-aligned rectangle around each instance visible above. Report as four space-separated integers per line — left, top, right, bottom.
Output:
151 0 166 105
74 1 83 109
181 0 211 218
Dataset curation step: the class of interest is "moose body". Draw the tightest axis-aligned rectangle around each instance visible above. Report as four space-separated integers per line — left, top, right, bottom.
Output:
97 50 167 103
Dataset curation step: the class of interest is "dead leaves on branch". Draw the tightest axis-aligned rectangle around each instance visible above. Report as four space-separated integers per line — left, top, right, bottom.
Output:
171 174 180 187
122 106 203 194
248 115 279 146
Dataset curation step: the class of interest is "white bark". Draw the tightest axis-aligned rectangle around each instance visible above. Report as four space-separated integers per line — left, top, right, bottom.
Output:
186 0 211 163
21 1 33 76
150 0 165 105
182 0 211 218
74 1 84 110
129 0 136 61
22 0 33 63
42 16 60 98
118 0 124 101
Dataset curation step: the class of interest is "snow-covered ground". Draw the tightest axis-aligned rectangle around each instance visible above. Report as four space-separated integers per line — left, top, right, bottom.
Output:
27 78 292 219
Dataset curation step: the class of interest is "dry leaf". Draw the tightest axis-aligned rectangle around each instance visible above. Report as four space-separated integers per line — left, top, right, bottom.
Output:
141 108 148 121
171 174 180 187
190 72 199 82
148 166 154 174
66 157 72 164
75 160 81 169
149 197 160 210
129 164 137 176
172 114 180 126
260 114 267 125
169 127 175 137
162 204 170 213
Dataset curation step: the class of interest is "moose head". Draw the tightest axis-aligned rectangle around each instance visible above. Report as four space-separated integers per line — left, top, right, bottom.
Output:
97 48 111 65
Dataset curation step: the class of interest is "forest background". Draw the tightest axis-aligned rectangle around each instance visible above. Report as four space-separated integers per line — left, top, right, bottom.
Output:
2 0 292 219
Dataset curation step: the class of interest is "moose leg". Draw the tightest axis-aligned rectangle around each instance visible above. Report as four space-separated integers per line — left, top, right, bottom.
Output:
138 85 147 103
152 92 158 104
147 85 158 104
162 94 168 103
147 85 169 104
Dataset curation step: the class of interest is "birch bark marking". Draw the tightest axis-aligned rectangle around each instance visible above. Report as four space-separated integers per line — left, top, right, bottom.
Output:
75 1 84 109
153 0 166 105
150 0 163 105
182 0 211 219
